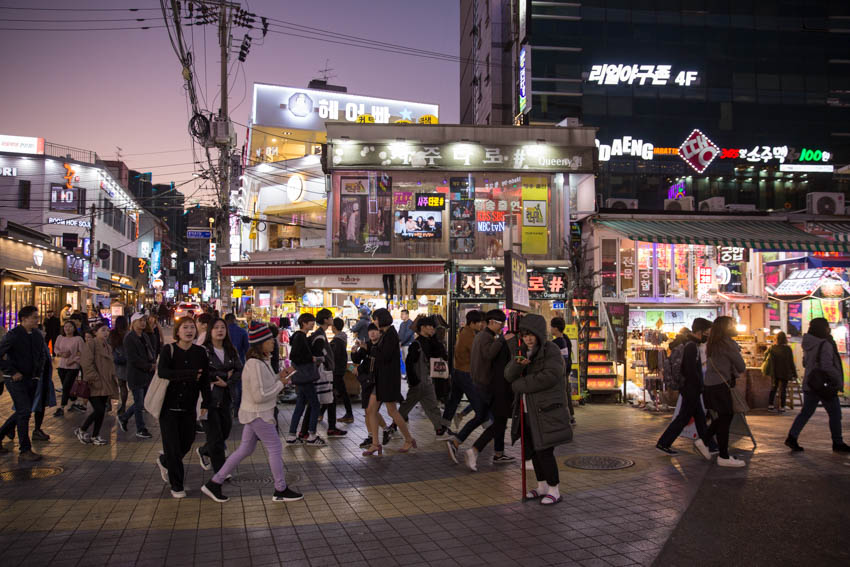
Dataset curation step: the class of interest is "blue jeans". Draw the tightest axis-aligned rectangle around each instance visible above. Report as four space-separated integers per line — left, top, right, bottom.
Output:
789 392 844 443
229 379 242 414
455 383 490 443
443 369 475 423
0 378 37 453
122 385 148 431
289 382 320 435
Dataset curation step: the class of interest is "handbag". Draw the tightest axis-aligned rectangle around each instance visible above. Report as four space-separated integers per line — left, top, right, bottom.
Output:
809 341 839 400
144 344 172 420
70 377 91 400
290 362 319 385
710 358 749 414
760 349 773 377
429 358 449 379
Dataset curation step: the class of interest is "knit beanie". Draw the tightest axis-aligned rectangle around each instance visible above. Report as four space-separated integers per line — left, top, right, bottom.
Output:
248 322 273 345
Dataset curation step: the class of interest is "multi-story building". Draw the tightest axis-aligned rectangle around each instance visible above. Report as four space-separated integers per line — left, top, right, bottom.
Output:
0 134 148 321
460 1 850 210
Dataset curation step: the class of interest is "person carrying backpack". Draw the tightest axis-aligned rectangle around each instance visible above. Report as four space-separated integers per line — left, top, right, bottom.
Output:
656 318 715 459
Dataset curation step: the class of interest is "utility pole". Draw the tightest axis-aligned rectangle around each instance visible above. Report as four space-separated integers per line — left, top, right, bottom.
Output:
217 0 232 312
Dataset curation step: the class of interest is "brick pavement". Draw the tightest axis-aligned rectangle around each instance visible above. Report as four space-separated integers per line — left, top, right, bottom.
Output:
0 385 847 566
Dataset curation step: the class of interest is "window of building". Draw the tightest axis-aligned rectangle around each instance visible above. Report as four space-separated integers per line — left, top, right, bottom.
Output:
17 180 30 209
112 249 125 275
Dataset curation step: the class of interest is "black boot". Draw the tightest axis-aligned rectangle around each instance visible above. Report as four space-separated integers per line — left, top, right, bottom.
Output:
785 435 804 452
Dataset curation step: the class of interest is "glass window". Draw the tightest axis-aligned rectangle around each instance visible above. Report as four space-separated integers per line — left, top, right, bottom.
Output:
17 180 30 209
601 238 617 298
619 240 635 296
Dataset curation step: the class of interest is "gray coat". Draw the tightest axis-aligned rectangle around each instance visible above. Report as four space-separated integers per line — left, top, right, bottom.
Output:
802 333 843 393
505 314 572 450
703 336 746 387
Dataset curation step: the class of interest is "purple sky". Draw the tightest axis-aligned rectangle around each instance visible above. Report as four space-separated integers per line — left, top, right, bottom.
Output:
0 0 460 202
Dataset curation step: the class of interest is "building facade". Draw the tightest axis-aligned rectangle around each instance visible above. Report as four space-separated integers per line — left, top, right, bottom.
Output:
460 1 850 210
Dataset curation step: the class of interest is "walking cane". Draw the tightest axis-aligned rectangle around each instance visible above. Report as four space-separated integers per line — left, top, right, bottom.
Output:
520 397 526 502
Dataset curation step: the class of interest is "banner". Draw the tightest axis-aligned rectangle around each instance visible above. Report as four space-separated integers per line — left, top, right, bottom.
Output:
521 178 548 255
605 303 628 363
504 251 530 312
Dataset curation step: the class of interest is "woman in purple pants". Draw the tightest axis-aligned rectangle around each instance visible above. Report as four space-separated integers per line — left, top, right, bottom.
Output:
202 323 303 503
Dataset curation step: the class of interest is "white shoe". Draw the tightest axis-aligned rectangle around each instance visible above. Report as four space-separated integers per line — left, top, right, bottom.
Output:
463 449 478 472
717 456 746 468
694 439 711 460
170 489 187 499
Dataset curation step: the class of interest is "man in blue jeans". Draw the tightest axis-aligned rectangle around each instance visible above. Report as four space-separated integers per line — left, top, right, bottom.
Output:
119 313 155 439
444 310 487 463
0 305 47 460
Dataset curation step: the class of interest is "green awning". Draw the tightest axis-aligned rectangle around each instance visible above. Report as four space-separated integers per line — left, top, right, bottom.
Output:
597 219 850 253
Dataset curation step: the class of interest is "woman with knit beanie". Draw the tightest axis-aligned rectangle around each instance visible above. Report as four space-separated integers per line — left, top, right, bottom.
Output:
202 322 303 503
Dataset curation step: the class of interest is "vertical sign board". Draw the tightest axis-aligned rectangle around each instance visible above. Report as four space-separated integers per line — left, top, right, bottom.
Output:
605 303 628 363
504 251 530 312
518 46 531 114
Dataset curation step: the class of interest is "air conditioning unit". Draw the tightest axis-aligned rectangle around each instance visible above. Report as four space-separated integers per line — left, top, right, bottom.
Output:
698 197 725 212
664 197 694 211
726 204 757 212
807 192 845 216
605 198 639 210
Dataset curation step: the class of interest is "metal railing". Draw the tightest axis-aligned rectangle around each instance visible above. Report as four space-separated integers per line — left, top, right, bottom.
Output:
43 142 99 165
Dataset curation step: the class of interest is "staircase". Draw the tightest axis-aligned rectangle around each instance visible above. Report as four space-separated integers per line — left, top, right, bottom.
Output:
576 301 621 402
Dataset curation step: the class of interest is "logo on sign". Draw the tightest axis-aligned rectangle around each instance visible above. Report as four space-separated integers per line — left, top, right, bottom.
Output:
32 250 44 266
518 47 528 113
678 129 719 174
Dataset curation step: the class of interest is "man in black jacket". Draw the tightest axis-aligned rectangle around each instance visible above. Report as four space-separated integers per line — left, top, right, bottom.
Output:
656 318 714 458
330 318 354 423
119 313 155 439
0 306 47 460
397 316 452 438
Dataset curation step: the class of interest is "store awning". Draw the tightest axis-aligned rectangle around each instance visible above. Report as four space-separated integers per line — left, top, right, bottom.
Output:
812 222 850 242
597 219 850 252
97 277 137 292
221 262 446 278
764 256 850 268
5 270 83 288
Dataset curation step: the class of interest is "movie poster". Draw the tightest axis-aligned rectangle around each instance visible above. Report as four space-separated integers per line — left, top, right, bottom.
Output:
339 194 367 251
450 200 475 253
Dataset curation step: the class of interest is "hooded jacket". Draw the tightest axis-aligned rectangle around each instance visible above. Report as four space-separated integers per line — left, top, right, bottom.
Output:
505 314 572 450
802 333 843 393
453 325 476 373
406 333 448 387
80 337 120 399
330 331 349 375
351 310 371 343
704 336 746 388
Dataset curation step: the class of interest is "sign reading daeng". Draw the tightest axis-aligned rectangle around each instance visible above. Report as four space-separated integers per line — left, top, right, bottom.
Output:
252 83 439 131
331 142 594 172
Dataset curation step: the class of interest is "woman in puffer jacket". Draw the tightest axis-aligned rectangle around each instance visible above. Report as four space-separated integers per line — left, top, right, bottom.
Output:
505 314 571 506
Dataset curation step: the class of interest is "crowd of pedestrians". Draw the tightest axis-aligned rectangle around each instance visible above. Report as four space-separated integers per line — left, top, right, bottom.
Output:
1 296 848 510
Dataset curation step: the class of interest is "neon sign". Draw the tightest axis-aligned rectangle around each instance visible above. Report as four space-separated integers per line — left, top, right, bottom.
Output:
667 182 686 200
596 136 655 162
63 163 75 189
678 129 719 174
587 64 699 86
518 47 528 114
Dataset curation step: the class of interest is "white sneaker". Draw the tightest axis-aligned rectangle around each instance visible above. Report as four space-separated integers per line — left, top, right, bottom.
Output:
170 489 187 499
463 449 478 472
694 439 711 460
91 436 107 446
717 456 746 468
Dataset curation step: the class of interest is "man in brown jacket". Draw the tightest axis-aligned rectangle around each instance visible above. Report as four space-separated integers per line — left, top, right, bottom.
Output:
443 310 486 463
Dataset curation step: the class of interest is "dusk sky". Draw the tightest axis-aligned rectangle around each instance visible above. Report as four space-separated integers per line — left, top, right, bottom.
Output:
0 0 460 203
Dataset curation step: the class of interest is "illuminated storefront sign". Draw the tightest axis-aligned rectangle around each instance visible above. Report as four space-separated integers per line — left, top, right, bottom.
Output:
63 163 75 189
518 46 529 114
678 129 719 174
150 241 162 289
779 164 834 173
0 167 17 176
47 217 91 228
331 141 594 172
596 136 654 162
667 181 686 199
456 270 566 300
49 183 80 212
0 134 44 154
252 83 439 131
587 64 698 86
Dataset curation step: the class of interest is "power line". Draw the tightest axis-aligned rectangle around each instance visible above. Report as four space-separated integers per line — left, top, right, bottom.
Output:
0 25 165 31
0 6 158 11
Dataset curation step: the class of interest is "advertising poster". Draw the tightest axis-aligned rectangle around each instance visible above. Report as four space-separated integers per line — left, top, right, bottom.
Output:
367 187 392 254
521 179 548 255
339 195 367 251
644 310 664 328
787 302 803 336
504 251 530 312
341 177 367 195
395 209 442 239
822 299 841 324
450 200 475 254
605 303 628 363
394 192 414 210
450 177 474 199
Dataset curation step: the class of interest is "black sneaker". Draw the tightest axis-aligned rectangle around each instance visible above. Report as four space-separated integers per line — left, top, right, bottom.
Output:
32 429 50 441
305 436 326 447
136 429 153 439
272 487 303 502
832 442 850 453
197 447 211 471
785 435 804 452
201 480 229 503
655 443 678 456
326 428 348 437
382 429 393 445
118 418 128 433
53 408 64 417
359 436 373 449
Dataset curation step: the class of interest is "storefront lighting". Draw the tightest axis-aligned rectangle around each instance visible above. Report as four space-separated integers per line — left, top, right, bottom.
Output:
3 281 30 285
483 266 496 272
735 324 747 333
389 141 409 155
524 144 544 157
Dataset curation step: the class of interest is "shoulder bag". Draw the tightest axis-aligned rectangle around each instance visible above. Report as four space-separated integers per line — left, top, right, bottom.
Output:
760 348 774 377
144 344 173 419
709 358 749 414
429 358 449 379
69 376 91 400
809 341 839 401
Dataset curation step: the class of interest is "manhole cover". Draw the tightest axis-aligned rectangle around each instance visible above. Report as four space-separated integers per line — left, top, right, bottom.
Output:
229 472 301 486
563 456 634 470
0 467 64 482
